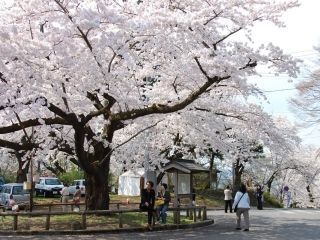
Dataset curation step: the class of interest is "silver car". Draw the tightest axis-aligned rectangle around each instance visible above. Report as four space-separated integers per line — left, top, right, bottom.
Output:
68 179 86 196
0 183 30 209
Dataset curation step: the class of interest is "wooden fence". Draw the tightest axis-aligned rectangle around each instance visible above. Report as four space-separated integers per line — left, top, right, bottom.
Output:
32 201 131 211
0 206 207 231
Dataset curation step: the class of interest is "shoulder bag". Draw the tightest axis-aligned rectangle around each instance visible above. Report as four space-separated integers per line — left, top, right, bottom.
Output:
234 193 245 212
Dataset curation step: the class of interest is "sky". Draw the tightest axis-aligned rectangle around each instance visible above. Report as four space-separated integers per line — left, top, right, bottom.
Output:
249 0 320 145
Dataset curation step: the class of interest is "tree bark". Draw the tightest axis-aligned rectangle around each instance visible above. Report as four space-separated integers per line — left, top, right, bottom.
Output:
16 165 29 183
85 167 110 210
73 122 112 210
209 156 214 189
306 185 314 203
15 151 30 183
156 172 165 185
234 172 242 190
266 174 276 193
234 159 244 190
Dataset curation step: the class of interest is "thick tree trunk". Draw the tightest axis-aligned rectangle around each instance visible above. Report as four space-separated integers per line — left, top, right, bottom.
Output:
16 168 28 183
234 160 243 190
209 156 214 189
306 185 314 203
73 122 112 210
267 181 272 193
234 172 242 190
85 166 110 210
266 174 276 193
208 152 219 189
15 152 30 183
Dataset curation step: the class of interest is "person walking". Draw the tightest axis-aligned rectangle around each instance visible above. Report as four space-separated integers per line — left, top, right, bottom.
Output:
156 183 171 224
140 180 156 230
224 185 233 213
60 182 69 212
232 183 250 231
256 185 264 210
73 185 81 211
9 195 19 212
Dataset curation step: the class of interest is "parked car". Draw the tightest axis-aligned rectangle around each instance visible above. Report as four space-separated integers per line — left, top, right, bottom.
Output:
35 177 64 197
0 183 29 209
0 176 5 185
68 179 86 196
0 176 5 192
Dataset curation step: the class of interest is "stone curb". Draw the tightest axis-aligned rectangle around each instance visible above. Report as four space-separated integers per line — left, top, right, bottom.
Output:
0 219 214 236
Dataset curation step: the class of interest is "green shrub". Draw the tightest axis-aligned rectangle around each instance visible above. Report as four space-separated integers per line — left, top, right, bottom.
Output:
58 168 84 185
0 171 15 183
263 192 283 208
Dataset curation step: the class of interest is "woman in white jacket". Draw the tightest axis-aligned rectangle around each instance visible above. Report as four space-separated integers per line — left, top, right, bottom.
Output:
232 183 250 231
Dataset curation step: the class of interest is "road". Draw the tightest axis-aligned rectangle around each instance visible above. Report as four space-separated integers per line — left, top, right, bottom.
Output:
2 209 320 240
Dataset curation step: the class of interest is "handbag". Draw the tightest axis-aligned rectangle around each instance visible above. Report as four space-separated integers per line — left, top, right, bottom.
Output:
234 193 245 212
155 199 165 206
12 204 19 212
73 196 80 201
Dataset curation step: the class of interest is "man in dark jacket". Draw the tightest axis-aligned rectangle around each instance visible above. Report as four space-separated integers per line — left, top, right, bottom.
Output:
140 181 155 230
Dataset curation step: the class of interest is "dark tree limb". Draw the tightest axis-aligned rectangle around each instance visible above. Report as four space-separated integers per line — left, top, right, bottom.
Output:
0 139 37 151
0 117 70 134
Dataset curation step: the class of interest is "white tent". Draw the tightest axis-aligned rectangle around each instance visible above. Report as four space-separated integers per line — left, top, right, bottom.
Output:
118 169 145 196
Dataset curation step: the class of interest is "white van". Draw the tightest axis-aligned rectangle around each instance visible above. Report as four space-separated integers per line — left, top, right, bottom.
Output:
0 183 30 209
35 177 64 197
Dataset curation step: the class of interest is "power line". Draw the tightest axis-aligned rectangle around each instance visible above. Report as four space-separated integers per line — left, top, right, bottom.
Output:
262 88 297 93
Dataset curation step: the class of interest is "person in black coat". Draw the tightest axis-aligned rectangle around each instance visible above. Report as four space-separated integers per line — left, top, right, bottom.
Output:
256 185 263 210
140 180 156 230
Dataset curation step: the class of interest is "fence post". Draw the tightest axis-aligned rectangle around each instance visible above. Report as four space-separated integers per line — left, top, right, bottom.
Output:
82 213 87 229
201 207 206 221
118 212 123 228
198 207 201 219
203 206 207 220
189 208 193 220
45 214 50 230
193 208 197 222
173 209 178 224
48 205 52 213
177 208 180 224
13 215 18 230
117 203 120 210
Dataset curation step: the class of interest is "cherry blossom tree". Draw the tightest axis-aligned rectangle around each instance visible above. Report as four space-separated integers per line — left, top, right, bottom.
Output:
0 0 300 209
0 148 19 182
244 117 300 192
278 146 320 207
290 44 320 124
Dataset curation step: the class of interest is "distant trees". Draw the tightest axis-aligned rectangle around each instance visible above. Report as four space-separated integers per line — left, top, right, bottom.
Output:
290 45 320 124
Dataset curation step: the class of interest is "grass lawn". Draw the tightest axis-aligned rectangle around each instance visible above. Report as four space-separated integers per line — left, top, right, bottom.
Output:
0 190 222 231
0 210 194 231
0 192 208 231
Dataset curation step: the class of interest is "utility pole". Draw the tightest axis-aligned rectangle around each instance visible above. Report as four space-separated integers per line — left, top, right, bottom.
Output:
232 161 235 191
29 155 34 212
